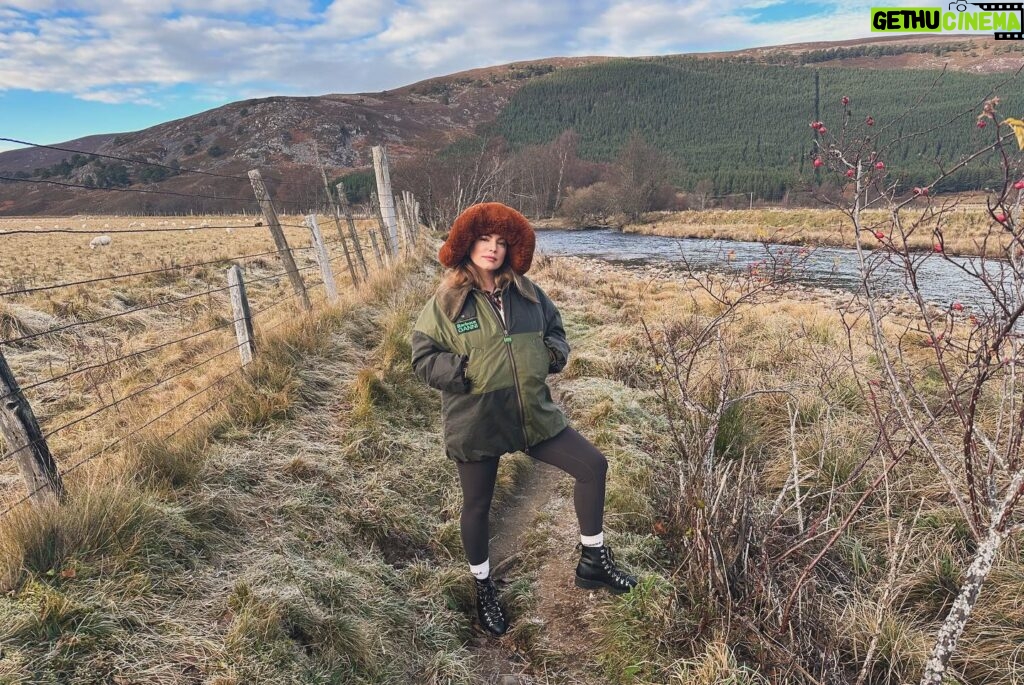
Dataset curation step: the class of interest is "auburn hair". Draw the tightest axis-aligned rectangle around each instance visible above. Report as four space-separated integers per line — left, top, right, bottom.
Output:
442 259 516 292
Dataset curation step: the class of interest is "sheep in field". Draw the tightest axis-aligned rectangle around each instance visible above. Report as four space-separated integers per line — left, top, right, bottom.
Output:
89 235 112 249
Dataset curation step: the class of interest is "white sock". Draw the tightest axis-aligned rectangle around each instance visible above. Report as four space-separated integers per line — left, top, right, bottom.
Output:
470 559 490 580
580 532 604 547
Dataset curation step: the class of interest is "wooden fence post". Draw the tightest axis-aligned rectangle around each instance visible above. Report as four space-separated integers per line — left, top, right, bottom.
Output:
404 192 417 246
372 146 399 256
366 227 384 270
371 191 393 265
226 265 256 366
304 215 339 303
0 350 64 505
335 183 369 278
394 193 411 247
314 162 359 287
248 170 311 311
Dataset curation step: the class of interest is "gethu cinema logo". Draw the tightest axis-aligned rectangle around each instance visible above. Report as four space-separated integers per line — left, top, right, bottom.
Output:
871 3 1023 39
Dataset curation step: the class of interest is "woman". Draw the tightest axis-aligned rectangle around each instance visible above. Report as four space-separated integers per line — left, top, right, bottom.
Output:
411 202 637 637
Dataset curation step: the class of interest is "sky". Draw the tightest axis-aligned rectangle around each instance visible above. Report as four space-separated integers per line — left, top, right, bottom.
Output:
0 0 990 152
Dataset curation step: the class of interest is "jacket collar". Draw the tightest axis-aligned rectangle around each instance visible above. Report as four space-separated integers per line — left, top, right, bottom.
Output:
436 274 539 322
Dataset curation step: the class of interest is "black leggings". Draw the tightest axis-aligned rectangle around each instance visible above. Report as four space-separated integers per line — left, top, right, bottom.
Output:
455 426 608 565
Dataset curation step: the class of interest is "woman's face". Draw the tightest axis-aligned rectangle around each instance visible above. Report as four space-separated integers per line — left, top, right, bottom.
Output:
469 233 507 275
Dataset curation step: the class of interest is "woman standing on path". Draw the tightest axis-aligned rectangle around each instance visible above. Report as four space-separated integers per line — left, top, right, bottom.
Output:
411 202 637 637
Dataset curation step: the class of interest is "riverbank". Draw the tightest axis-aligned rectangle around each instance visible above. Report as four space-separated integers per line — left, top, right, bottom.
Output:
538 207 1009 258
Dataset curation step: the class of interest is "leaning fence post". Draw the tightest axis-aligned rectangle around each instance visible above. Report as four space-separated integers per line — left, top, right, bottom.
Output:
248 169 311 311
226 265 256 367
335 183 369 279
0 349 64 506
372 146 399 256
371 191 393 265
314 162 358 288
394 193 411 247
366 226 384 270
304 214 339 304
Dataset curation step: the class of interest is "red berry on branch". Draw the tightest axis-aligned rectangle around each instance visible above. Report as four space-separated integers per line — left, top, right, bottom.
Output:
952 302 964 312
846 169 855 178
875 161 885 170
978 120 987 129
1014 180 1024 190
813 158 824 168
842 96 850 106
995 213 1008 223
934 244 943 253
865 116 875 126
874 231 885 240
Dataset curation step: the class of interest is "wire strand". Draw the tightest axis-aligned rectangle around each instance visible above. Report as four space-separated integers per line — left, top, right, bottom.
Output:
4 314 242 401
0 175 312 208
0 222 314 237
0 364 245 518
0 339 246 463
1 262 324 346
0 137 316 191
0 248 283 297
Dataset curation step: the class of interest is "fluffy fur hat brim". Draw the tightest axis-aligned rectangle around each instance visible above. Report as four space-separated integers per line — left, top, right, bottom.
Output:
438 202 535 274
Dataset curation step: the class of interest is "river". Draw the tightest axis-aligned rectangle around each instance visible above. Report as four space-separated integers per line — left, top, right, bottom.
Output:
535 228 1022 313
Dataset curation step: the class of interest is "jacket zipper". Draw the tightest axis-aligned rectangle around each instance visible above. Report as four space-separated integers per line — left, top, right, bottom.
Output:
478 291 530 453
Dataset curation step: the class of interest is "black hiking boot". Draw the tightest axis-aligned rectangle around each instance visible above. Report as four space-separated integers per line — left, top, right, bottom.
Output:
475 577 508 636
575 544 638 595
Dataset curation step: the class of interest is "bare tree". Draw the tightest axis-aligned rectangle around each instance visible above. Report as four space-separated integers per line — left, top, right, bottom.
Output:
812 84 1024 684
612 132 674 222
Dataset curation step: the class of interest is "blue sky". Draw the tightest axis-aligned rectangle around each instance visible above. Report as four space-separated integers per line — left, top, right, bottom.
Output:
0 0 982 152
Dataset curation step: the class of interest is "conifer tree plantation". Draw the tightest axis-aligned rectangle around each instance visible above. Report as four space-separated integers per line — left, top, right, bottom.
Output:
490 58 1023 199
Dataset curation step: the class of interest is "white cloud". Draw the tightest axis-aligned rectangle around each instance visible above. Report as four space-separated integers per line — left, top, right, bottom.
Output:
78 88 159 105
0 0 896 109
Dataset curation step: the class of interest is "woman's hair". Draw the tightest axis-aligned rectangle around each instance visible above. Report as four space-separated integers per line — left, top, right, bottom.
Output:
443 259 516 292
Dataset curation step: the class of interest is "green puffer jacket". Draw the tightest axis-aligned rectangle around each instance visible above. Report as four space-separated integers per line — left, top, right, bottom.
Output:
411 275 569 462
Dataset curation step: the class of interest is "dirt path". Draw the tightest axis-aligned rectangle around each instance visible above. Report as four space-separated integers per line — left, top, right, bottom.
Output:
465 457 560 685
465 383 608 684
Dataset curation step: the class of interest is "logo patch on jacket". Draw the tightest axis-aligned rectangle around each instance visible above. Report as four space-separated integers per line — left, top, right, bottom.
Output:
456 318 480 334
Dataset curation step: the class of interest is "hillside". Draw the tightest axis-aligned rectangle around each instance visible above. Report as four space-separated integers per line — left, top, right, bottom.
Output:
1 36 1022 215
0 58 607 216
491 55 1024 197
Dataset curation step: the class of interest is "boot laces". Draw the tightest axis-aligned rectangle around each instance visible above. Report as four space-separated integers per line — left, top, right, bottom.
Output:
599 547 633 588
478 581 503 623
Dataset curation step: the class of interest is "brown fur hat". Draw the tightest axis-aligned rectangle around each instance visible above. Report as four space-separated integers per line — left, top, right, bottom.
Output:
438 202 535 274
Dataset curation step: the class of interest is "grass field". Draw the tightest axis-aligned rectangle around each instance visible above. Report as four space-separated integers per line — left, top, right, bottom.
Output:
619 206 1015 257
0 214 1020 683
0 213 384 506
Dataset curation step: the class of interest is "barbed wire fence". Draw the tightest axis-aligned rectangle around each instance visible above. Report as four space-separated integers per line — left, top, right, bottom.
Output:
0 140 426 518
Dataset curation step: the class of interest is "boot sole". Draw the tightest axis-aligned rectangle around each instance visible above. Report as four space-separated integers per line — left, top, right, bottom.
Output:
473 620 509 637
575 575 633 595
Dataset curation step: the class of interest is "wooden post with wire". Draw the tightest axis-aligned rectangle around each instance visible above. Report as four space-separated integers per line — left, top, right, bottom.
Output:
394 193 411 247
335 183 369 278
371 191 393 264
366 226 384 270
372 146 400 256
313 161 358 287
248 169 311 311
0 350 65 506
226 265 256 367
304 214 339 303
399 191 415 244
